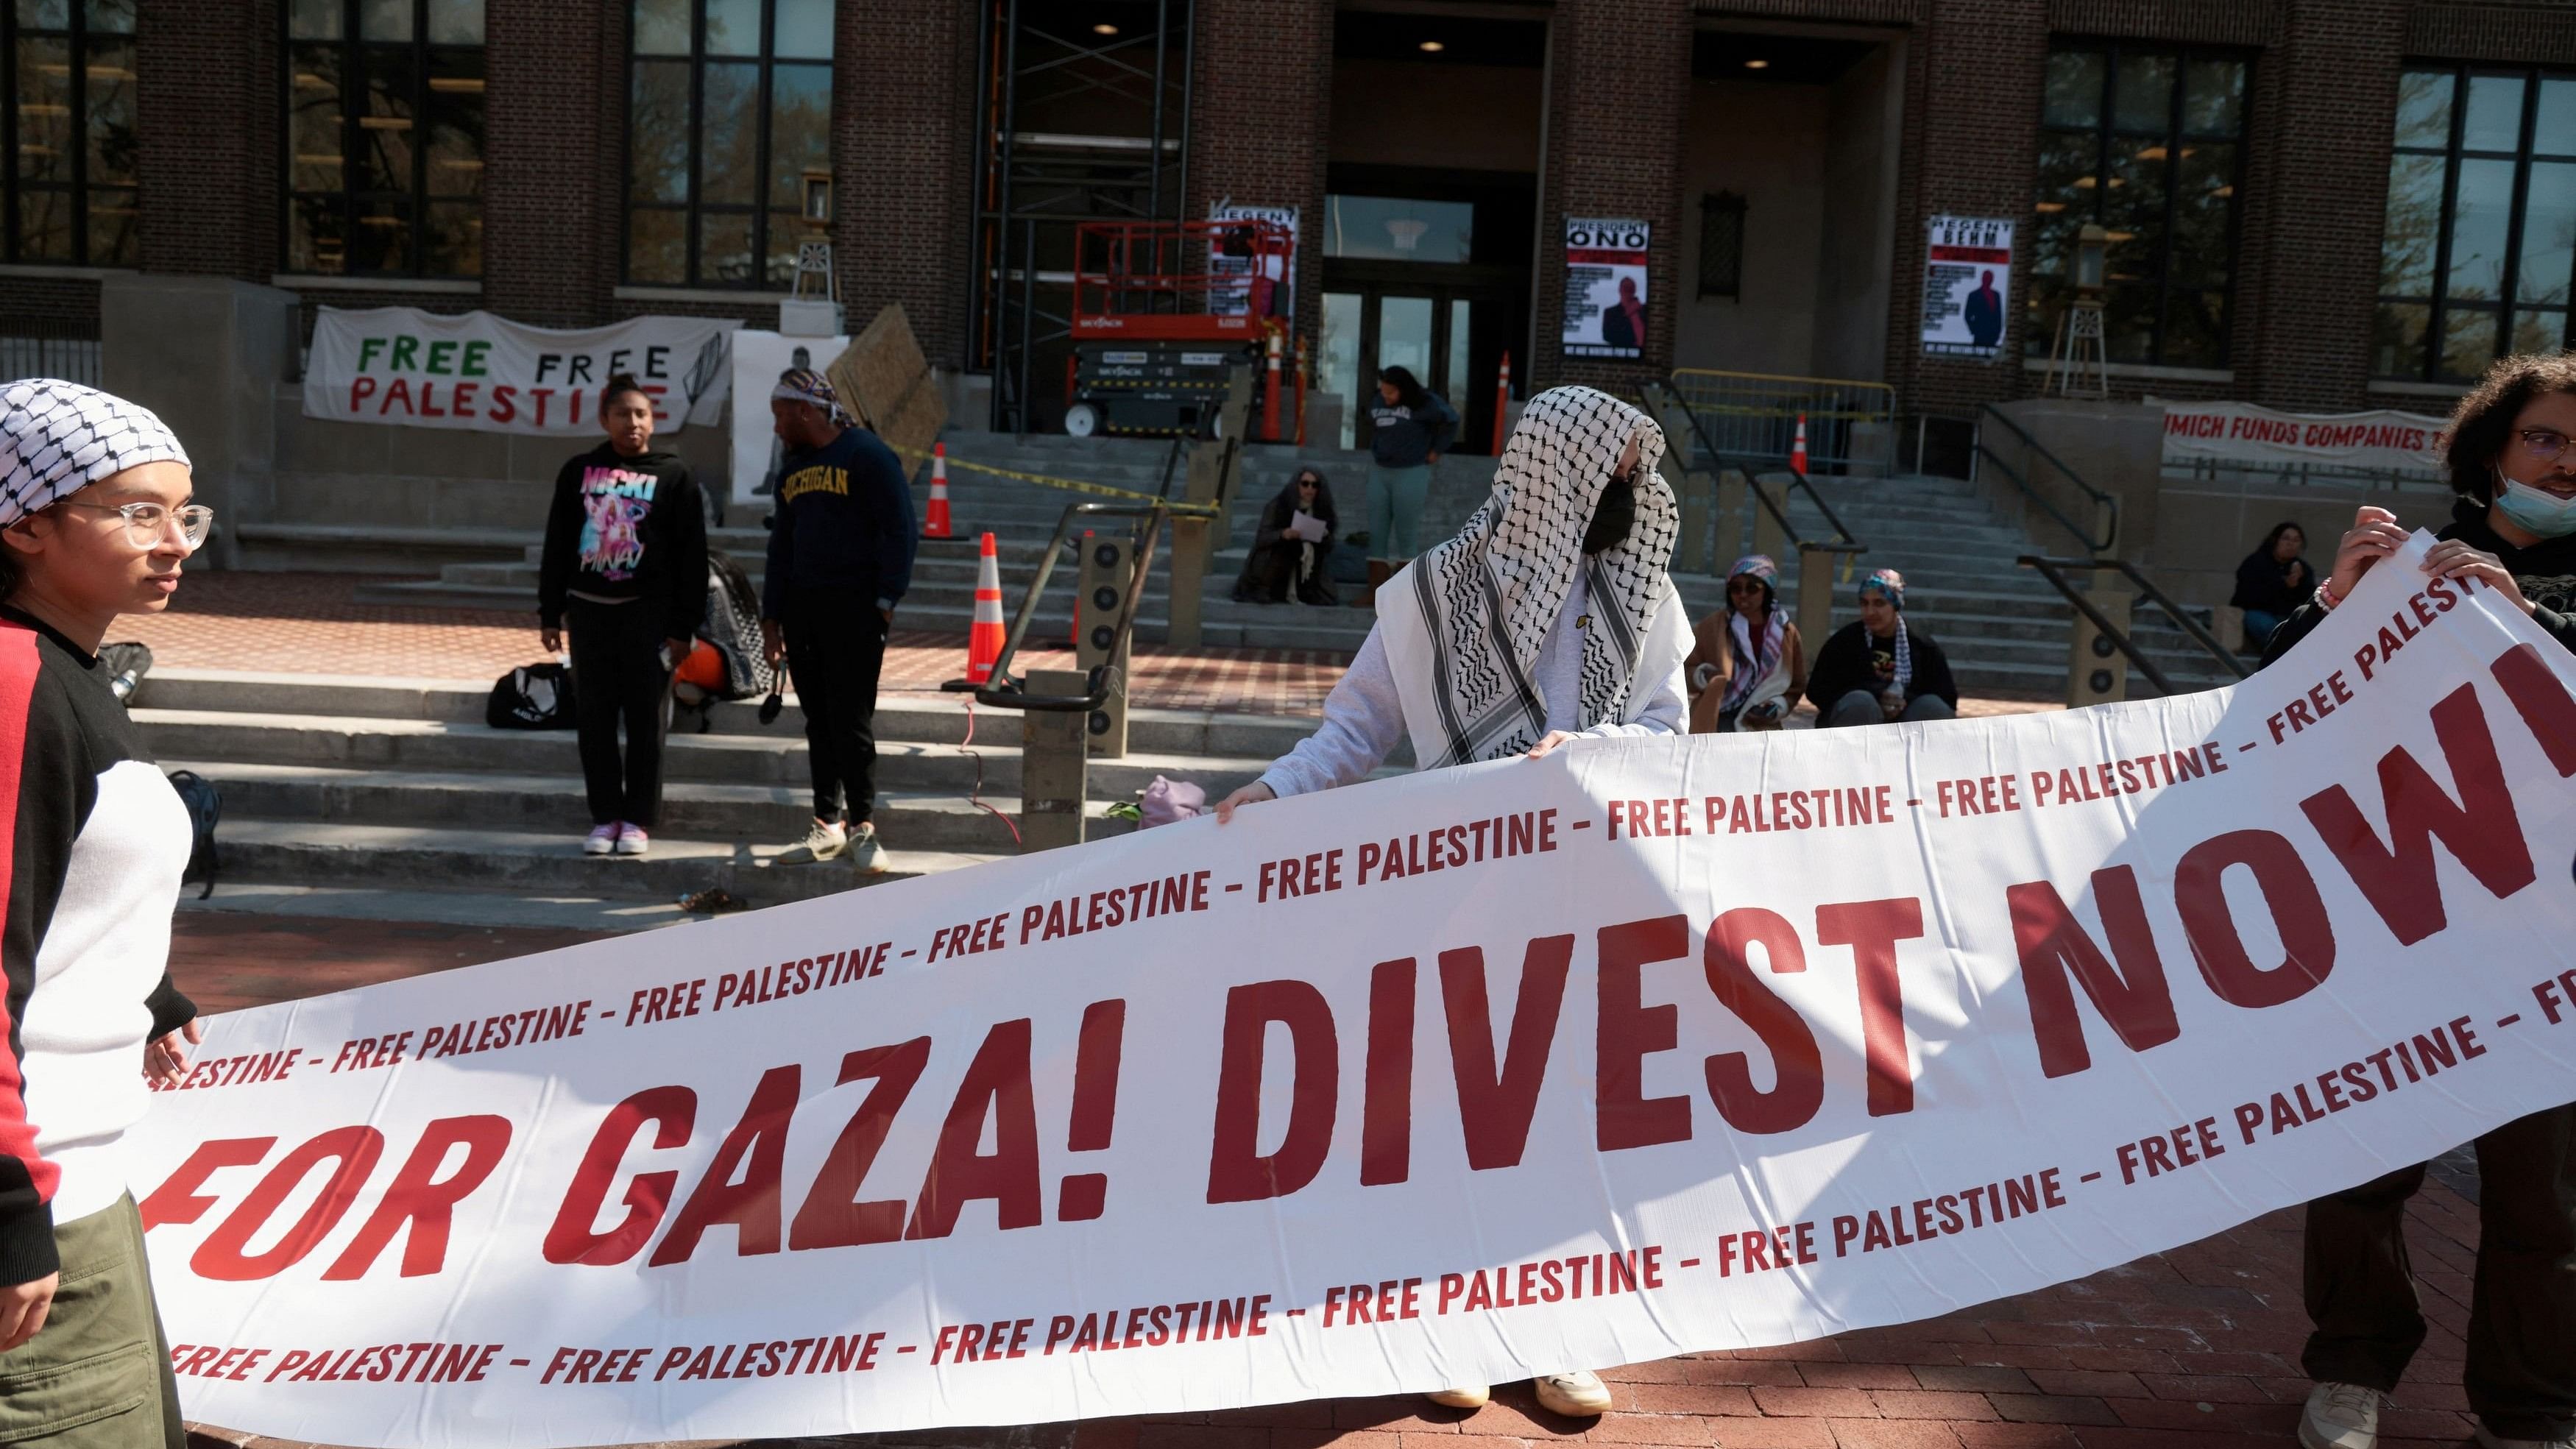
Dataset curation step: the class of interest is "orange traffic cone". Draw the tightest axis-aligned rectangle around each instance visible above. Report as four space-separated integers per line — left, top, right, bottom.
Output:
966 532 1005 684
923 442 954 539
1790 414 1810 478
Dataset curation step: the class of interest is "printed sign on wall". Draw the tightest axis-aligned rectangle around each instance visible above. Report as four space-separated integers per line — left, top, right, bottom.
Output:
1209 202 1299 322
1562 217 1652 360
1919 216 2015 360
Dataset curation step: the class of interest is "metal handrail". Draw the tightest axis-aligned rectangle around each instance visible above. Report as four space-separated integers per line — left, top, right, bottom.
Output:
1978 403 2117 553
1645 379 1866 556
2017 555 2252 696
944 500 1167 712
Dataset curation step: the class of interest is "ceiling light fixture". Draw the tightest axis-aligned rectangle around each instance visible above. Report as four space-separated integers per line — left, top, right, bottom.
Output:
1093 22 1117 35
1419 40 1445 52
1744 57 1770 69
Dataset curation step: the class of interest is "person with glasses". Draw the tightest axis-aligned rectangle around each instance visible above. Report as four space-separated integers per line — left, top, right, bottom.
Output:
1213 385 1690 1422
2260 355 2576 1449
0 378 209 1448
1231 465 1340 606
1686 553 1808 732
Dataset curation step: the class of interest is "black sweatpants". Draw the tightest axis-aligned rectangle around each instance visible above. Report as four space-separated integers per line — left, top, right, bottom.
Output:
784 588 888 826
566 596 671 829
2301 1103 2576 1437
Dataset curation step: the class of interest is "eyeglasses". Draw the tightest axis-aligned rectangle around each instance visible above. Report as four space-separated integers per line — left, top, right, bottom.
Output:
2516 428 2574 463
1726 578 1766 595
61 500 215 550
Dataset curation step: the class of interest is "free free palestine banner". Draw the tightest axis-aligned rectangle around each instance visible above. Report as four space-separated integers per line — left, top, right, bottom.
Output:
132 534 2576 1448
301 306 737 436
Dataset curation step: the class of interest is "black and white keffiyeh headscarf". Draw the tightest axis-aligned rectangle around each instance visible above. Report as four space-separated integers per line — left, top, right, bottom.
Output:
1 378 189 530
1387 385 1680 767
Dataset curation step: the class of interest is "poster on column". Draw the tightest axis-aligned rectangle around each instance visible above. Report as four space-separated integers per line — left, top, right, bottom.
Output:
1919 215 2015 360
301 306 737 433
130 533 2576 1449
729 329 852 511
1561 217 1651 359
1209 202 1299 322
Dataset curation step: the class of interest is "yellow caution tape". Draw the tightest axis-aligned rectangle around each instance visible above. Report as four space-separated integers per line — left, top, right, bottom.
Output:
888 442 1222 517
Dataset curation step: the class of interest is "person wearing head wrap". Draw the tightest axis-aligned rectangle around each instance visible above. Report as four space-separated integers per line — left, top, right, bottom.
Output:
1684 553 1809 732
0 378 204 1446
1231 465 1340 606
1803 566 1958 726
1211 385 1688 1420
760 366 918 875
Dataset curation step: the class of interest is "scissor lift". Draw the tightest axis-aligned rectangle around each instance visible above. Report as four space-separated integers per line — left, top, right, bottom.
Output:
1061 218 1289 439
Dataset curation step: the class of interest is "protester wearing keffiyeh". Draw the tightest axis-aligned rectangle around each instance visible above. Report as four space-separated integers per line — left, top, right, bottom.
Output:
1686 552 1808 731
1804 564 1961 728
1 378 188 530
1220 383 1688 1420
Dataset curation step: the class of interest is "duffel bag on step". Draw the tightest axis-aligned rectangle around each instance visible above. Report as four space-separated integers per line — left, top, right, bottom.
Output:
487 661 577 729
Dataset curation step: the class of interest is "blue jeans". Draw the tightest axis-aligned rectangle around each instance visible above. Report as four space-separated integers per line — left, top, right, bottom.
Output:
1825 689 1955 728
2243 608 2284 653
1367 463 1432 561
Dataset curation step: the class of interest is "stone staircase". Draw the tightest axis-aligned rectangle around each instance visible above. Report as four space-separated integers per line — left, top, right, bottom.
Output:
1770 470 2247 700
258 427 2240 698
133 667 1337 929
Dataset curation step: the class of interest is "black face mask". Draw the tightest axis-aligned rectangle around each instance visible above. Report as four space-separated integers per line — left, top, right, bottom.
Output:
1583 468 1637 556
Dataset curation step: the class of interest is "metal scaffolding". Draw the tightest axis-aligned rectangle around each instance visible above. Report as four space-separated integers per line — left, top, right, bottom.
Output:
969 0 1194 435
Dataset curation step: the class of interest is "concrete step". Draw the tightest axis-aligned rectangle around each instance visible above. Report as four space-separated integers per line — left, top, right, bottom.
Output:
207 817 1002 907
130 670 1359 759
171 762 1143 851
137 709 1292 796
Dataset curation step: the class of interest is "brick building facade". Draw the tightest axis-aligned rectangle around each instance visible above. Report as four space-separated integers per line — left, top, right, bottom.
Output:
10 0 2576 426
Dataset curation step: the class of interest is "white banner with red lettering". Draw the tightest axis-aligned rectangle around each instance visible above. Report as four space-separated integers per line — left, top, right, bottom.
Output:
132 534 2576 1448
301 307 737 435
2160 400 2449 472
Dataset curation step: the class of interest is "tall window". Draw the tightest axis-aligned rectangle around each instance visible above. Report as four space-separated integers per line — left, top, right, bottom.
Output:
284 0 486 277
2375 67 2576 383
1698 192 1746 300
626 0 832 288
4 0 138 266
2029 43 2248 369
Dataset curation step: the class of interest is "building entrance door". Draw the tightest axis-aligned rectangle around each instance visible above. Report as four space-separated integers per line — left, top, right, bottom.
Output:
1318 283 1515 453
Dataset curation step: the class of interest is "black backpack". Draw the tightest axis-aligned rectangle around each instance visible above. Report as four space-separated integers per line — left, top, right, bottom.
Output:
165 770 219 900
486 662 577 729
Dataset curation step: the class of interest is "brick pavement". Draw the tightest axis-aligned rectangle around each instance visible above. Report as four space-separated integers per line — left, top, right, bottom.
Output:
170 914 2484 1449
123 571 2064 723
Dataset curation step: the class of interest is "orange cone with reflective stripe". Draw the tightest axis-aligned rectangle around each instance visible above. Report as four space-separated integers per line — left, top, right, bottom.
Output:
1790 414 1810 478
923 442 954 539
966 531 1005 684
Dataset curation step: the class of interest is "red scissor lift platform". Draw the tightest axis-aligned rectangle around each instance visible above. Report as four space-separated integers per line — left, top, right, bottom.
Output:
1062 218 1291 438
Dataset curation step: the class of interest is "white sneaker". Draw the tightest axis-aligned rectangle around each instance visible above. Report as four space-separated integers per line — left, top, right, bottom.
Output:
2475 1425 2576 1449
1423 1386 1488 1409
847 824 891 875
778 818 846 863
2301 1382 2382 1449
614 823 649 856
1535 1368 1612 1417
583 823 620 855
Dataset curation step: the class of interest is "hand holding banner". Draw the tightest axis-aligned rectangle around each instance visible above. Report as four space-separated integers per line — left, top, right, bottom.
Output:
132 534 2576 1447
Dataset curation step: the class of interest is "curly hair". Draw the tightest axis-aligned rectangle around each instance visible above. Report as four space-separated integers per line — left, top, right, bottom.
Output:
2443 352 2576 503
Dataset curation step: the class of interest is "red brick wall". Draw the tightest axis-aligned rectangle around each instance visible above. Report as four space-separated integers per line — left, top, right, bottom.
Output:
483 2 624 327
1188 0 1334 365
834 0 974 368
1883 0 2050 415
137 0 276 280
2046 0 2279 46
2232 0 2407 411
1536 0 1694 392
2410 3 2576 64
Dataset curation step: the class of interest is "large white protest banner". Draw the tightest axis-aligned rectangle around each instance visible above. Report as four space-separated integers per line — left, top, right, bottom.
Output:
302 307 737 436
133 534 2576 1448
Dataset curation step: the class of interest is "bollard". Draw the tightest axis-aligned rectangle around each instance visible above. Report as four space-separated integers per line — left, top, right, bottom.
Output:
1077 533 1133 757
1751 478 1788 571
1715 470 1747 566
1167 439 1223 650
1019 670 1090 853
1794 545 1835 655
2064 578 2134 708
